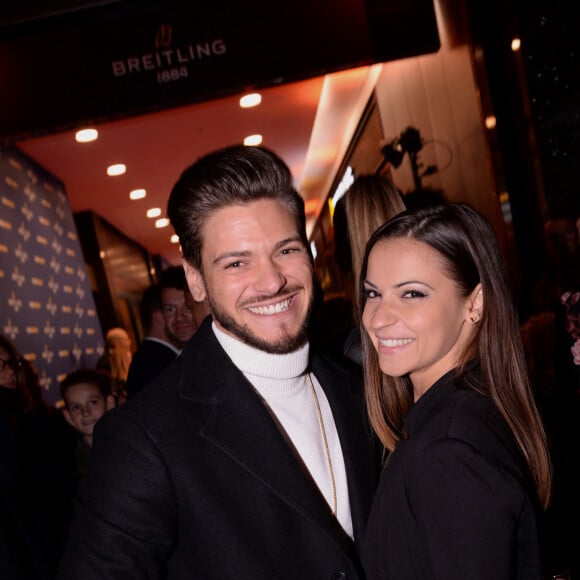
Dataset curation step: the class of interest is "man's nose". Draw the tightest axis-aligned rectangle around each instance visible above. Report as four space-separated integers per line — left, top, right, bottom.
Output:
175 305 193 319
255 259 286 294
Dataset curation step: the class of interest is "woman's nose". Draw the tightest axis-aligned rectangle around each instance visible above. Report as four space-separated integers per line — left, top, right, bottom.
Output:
366 300 397 329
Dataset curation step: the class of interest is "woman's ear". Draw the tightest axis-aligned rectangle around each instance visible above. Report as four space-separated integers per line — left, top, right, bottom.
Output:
182 259 207 302
467 283 483 324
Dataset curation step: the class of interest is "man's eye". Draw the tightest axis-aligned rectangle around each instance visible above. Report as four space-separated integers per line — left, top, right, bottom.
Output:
226 261 242 269
280 247 298 255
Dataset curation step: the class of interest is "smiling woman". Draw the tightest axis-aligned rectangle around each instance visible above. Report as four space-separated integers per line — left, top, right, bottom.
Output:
358 202 552 580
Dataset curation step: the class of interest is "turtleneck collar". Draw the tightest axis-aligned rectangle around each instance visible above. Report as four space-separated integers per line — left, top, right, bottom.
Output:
212 322 309 383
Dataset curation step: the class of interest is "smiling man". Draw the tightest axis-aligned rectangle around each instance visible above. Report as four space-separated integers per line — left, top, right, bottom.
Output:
57 145 379 580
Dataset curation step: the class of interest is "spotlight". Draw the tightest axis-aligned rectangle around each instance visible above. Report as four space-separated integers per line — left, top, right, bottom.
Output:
381 139 405 168
398 126 423 154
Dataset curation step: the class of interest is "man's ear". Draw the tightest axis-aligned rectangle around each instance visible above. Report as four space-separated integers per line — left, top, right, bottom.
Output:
467 283 484 324
182 258 207 302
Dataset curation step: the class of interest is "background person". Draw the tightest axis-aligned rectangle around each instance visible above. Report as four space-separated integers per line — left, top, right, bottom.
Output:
96 327 132 404
57 144 379 579
125 282 181 398
126 266 205 398
60 368 115 479
358 203 552 579
0 334 76 579
330 173 406 366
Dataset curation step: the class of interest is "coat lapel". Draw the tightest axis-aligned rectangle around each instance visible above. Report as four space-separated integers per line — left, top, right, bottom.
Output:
177 323 353 549
312 355 378 542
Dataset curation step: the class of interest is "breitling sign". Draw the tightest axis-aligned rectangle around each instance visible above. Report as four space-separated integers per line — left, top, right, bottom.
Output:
0 144 104 406
0 0 439 139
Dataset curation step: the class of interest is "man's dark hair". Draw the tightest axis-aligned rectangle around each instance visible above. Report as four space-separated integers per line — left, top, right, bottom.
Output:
157 266 187 292
167 145 308 269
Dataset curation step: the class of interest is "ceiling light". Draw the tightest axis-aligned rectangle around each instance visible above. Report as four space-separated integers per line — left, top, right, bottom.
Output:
239 93 262 108
170 234 179 244
155 218 170 229
244 134 263 146
129 188 146 200
485 115 497 129
107 163 126 176
147 207 162 218
511 38 521 52
75 128 98 143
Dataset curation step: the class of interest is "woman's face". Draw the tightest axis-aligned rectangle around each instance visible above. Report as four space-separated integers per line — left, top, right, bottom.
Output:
0 346 18 389
361 237 482 399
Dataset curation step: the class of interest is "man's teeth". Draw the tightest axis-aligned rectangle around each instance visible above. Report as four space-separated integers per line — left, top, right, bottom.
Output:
248 298 291 315
379 338 413 347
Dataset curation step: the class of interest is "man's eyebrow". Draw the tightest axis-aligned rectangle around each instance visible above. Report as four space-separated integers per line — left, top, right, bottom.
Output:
213 236 303 265
213 250 252 266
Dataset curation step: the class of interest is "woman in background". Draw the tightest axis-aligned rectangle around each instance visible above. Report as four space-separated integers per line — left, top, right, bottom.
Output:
332 174 406 366
97 327 132 404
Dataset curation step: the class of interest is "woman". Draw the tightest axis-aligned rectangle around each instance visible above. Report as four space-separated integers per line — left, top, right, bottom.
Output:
359 203 551 579
332 174 407 365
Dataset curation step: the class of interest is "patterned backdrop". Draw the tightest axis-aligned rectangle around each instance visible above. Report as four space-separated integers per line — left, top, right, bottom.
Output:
0 144 104 406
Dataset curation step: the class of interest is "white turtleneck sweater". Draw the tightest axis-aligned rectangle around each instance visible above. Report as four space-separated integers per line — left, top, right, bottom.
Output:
213 322 353 538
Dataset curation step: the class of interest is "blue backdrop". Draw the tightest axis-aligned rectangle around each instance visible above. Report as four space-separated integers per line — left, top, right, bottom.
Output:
0 144 104 406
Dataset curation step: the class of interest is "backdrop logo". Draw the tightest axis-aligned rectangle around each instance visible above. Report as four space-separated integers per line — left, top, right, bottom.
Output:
111 24 227 85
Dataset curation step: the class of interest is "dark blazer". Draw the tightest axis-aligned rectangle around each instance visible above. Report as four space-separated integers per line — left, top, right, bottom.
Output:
57 317 379 579
361 368 542 580
125 338 178 397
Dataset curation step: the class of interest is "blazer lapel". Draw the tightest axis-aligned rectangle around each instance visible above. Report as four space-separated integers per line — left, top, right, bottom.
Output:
312 355 378 542
178 325 353 549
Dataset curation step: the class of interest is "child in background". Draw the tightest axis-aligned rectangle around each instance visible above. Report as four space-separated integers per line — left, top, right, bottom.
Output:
60 368 115 478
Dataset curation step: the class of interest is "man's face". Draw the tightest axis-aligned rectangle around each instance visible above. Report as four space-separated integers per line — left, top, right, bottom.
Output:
161 287 197 347
184 200 314 354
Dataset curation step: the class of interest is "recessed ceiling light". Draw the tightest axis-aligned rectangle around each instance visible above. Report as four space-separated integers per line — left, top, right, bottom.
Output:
75 128 98 143
170 234 179 244
244 134 263 146
147 207 162 218
239 93 262 108
107 163 126 176
155 218 170 229
485 115 497 129
129 188 146 200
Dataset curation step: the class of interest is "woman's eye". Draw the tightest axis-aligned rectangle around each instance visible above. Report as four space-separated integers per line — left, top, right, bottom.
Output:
402 289 427 299
363 288 379 299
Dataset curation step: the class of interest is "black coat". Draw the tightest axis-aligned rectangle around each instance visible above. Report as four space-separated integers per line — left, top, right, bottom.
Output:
58 318 379 579
361 368 542 580
125 338 179 397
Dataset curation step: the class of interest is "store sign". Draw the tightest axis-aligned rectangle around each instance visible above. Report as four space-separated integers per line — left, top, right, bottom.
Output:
0 0 439 138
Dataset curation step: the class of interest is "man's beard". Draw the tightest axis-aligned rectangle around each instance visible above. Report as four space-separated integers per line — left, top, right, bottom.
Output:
207 291 313 354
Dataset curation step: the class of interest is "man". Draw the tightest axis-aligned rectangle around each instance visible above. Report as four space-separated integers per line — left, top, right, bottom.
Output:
158 265 201 347
57 145 379 579
125 266 199 397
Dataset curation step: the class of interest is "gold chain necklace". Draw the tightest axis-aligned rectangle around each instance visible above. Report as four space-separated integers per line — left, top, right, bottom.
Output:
306 373 337 516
